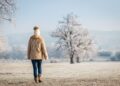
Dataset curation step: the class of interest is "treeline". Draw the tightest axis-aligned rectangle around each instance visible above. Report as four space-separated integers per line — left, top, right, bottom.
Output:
0 45 64 60
0 46 120 62
98 51 120 61
0 46 26 60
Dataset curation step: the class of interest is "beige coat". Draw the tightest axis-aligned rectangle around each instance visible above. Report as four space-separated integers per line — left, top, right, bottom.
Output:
27 35 48 60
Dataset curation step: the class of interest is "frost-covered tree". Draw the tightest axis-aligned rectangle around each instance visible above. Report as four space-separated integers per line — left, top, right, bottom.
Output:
75 32 97 62
0 0 16 22
0 34 6 52
0 30 8 59
0 0 16 59
51 13 96 64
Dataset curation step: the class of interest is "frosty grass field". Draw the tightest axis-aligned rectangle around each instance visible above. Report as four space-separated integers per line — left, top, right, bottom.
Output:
0 60 120 86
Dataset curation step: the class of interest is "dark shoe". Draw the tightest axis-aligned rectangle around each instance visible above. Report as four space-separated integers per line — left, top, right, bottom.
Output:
38 75 43 83
34 77 38 83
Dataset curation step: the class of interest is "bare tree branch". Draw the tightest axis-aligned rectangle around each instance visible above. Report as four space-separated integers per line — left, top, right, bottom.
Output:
0 0 16 22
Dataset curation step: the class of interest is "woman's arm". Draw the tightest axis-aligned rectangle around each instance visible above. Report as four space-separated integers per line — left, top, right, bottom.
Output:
27 38 31 59
41 38 48 60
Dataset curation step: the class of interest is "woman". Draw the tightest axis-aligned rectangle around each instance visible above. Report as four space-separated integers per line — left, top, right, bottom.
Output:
27 26 48 83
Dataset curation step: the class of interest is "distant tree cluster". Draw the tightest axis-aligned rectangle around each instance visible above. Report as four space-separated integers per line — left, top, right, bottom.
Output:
0 45 26 60
47 45 64 59
110 52 120 61
98 50 120 61
98 51 112 57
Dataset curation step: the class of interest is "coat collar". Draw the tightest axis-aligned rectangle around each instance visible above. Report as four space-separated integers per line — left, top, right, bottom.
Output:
31 35 41 39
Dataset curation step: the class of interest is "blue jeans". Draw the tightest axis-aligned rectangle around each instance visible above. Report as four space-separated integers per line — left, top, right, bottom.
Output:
31 60 42 78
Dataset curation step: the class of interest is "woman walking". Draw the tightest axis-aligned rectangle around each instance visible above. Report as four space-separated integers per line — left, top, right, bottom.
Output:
27 26 48 83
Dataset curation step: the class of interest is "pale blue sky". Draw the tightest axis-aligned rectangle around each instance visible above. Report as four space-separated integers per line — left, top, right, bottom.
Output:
3 0 120 34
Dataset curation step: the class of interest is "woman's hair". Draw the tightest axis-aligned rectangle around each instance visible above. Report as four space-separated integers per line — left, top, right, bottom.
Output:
33 26 39 30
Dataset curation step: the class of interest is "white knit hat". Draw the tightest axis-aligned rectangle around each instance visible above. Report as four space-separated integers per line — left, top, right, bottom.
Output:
34 25 40 36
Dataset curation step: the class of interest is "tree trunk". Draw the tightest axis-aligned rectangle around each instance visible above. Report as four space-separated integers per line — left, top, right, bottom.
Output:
76 57 80 63
70 55 74 64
